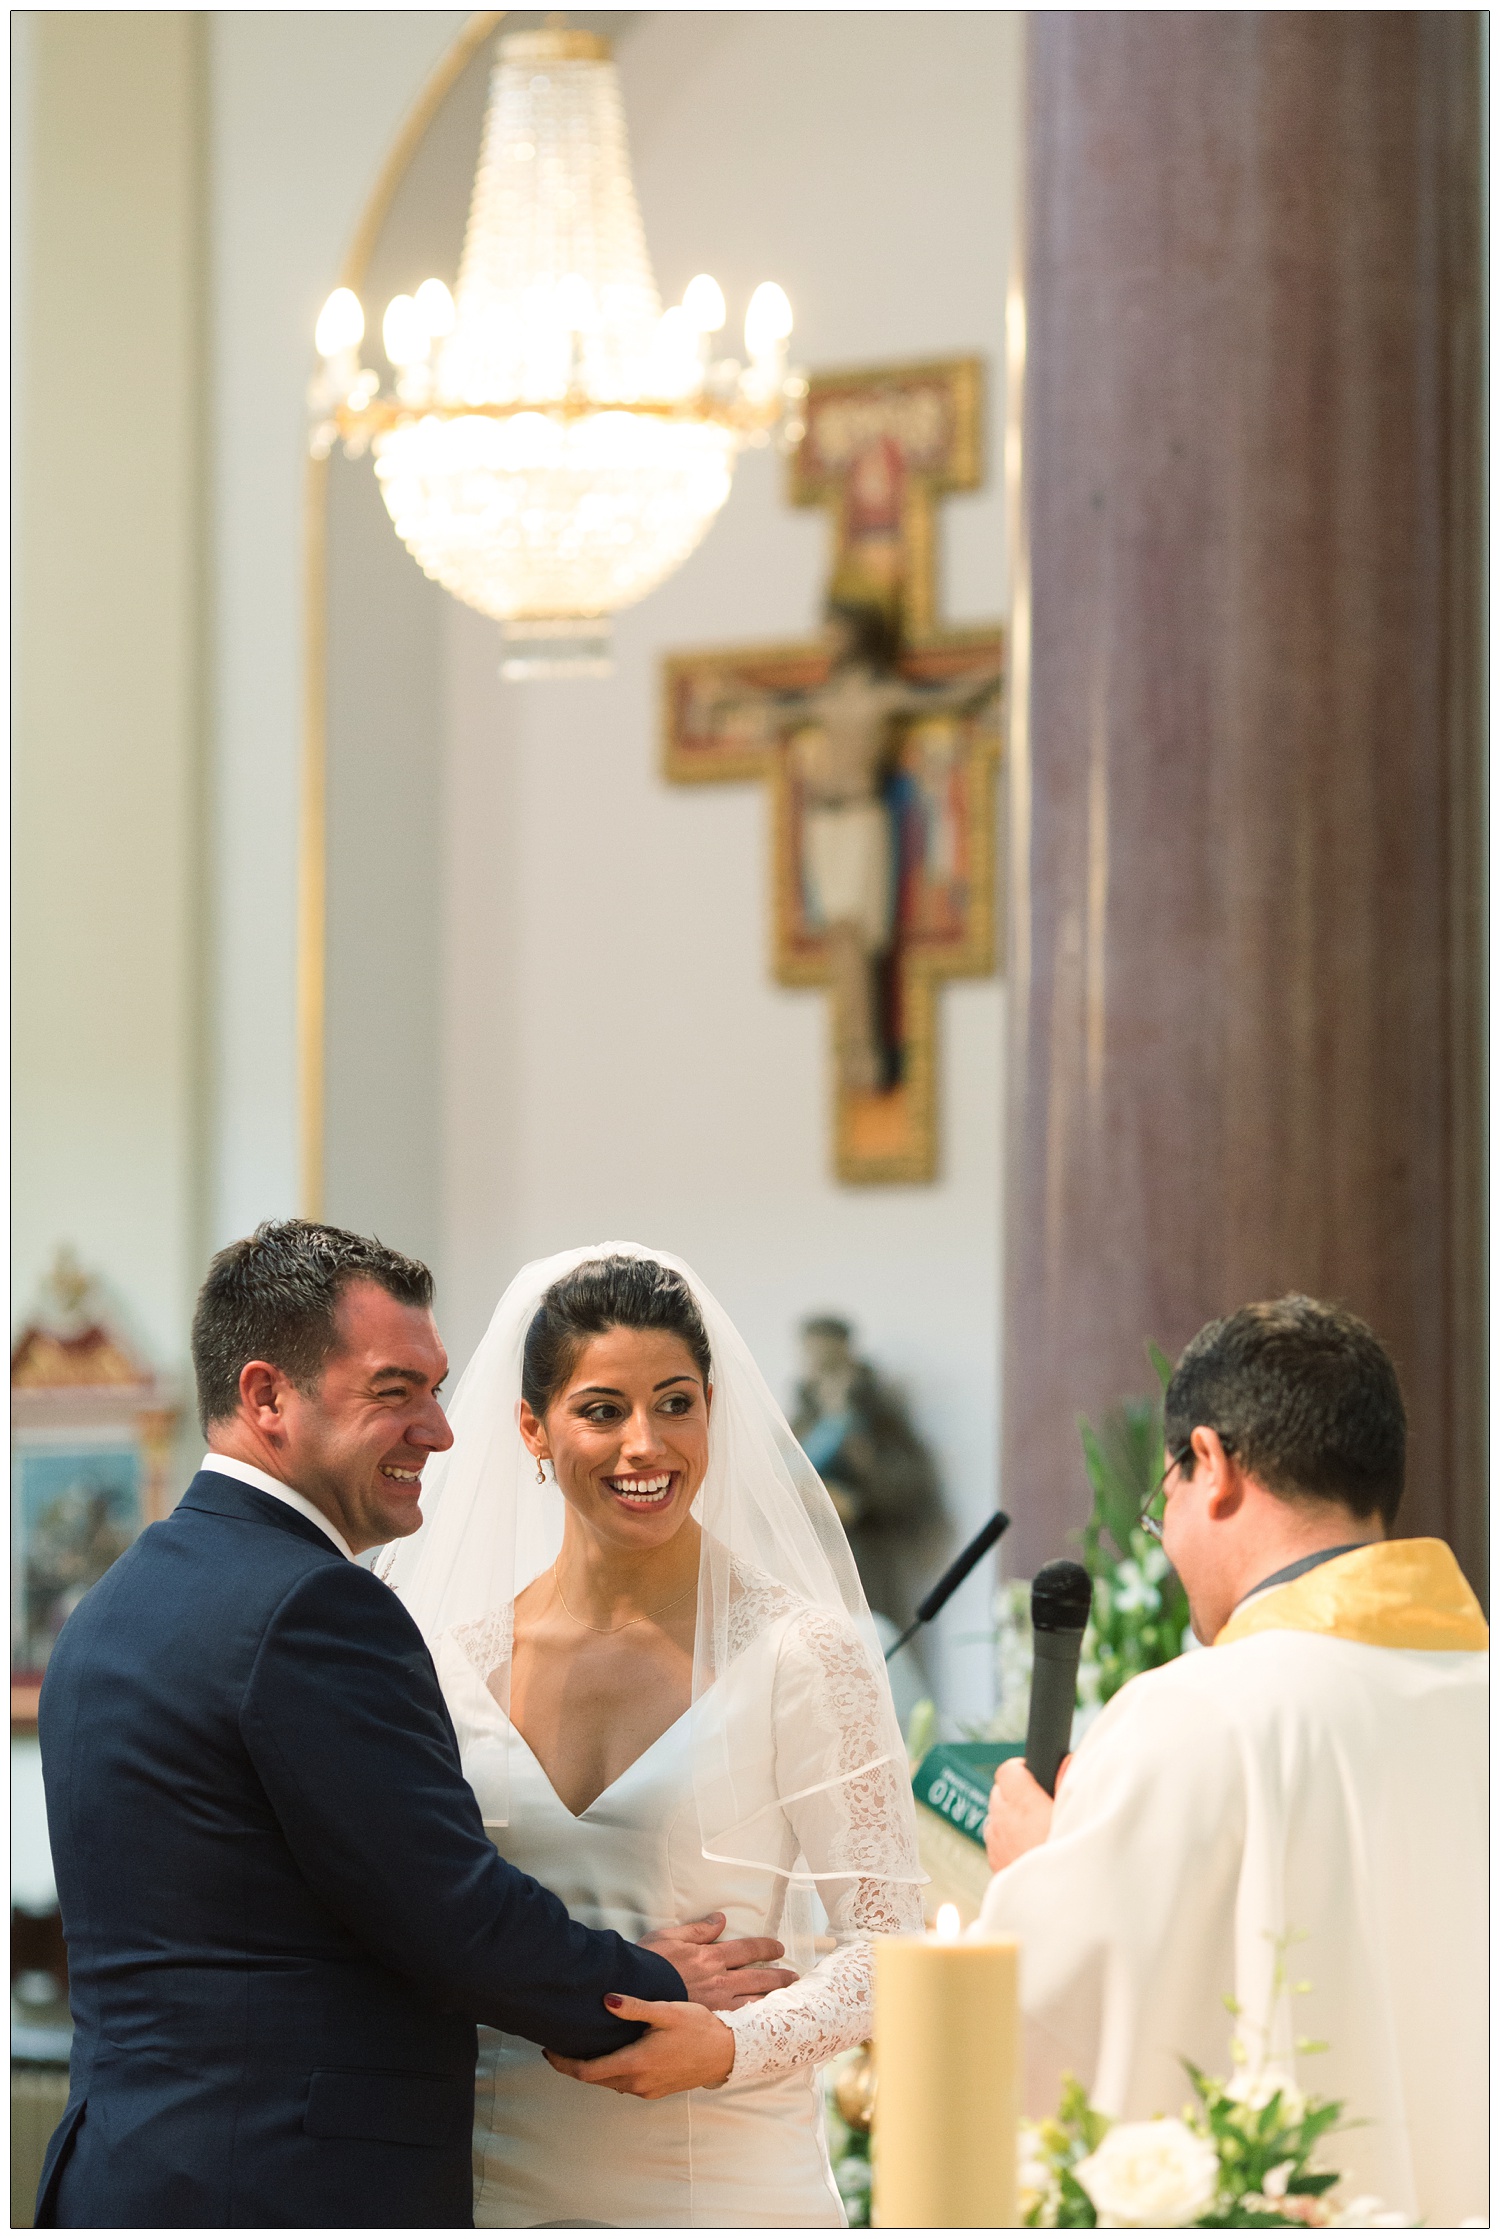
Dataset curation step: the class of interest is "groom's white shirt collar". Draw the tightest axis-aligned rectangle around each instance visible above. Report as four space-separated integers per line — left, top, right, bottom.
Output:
199 1452 354 1562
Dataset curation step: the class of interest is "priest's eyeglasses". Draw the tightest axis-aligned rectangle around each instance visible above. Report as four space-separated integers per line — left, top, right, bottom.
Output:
1138 1435 1235 1541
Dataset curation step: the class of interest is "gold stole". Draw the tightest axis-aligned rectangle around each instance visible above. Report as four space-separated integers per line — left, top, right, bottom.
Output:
1214 1537 1488 1653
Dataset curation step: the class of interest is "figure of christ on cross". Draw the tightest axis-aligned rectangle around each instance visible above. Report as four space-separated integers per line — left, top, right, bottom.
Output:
765 602 1000 1095
665 605 1004 1181
663 354 1004 1185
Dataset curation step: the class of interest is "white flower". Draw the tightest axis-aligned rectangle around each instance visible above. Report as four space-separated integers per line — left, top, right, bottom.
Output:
1226 2064 1306 2123
1016 2121 1059 2226
1017 2122 1048 2186
1263 2161 1295 2198
1111 1560 1162 1616
1073 2118 1220 2228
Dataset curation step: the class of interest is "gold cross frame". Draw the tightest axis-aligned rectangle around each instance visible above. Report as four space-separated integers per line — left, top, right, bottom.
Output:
661 356 1004 1185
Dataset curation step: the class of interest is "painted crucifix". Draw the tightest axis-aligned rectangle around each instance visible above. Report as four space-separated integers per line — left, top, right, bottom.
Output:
662 356 1004 1184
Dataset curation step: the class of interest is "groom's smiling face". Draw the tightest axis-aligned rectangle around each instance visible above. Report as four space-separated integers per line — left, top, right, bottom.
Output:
278 1279 453 1553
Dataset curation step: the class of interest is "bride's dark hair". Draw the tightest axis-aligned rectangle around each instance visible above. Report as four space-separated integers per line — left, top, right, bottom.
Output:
521 1256 713 1415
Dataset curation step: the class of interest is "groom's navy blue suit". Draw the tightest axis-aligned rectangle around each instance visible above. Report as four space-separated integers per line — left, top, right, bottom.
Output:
35 1470 685 2229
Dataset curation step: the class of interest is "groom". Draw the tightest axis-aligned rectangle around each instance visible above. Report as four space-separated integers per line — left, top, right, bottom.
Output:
35 1220 795 2229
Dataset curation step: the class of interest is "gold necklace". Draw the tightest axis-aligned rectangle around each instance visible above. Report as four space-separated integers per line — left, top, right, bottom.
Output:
550 1565 697 1635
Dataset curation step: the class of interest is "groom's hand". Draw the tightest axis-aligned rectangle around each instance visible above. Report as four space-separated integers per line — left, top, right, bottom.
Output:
638 1911 796 2010
545 1996 736 2098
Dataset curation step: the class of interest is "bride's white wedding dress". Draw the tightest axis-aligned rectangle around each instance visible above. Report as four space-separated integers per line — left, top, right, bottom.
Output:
439 1597 923 2230
388 1244 926 2232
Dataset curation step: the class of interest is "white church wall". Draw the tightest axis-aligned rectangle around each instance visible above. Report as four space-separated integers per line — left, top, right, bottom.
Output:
12 13 207 1370
439 11 1023 1725
205 9 470 1248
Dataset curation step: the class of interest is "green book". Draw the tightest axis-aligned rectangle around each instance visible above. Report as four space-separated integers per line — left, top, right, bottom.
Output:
912 1740 1026 1849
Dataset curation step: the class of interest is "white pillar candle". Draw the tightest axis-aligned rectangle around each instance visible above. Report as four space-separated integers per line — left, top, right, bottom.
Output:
872 1905 1020 2228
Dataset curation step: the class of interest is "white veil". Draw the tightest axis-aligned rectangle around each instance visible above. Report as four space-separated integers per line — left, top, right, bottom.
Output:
383 1243 923 1898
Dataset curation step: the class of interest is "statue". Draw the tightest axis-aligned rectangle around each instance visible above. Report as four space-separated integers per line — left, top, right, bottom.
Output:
792 1315 946 1653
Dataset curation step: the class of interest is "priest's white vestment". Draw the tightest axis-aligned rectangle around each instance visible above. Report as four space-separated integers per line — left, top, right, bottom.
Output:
977 1539 1487 2227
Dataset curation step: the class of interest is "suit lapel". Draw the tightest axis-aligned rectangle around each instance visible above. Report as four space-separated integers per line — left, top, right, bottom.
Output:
177 1471 342 1557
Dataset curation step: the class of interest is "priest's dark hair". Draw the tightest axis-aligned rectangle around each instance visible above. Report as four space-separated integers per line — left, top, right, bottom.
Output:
1164 1295 1406 1527
522 1256 712 1416
191 1218 434 1432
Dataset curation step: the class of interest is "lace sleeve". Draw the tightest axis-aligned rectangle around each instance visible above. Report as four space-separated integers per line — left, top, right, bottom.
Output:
719 1609 925 2084
722 1874 924 2082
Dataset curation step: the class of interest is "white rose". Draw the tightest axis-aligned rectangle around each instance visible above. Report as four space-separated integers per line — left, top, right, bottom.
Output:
1074 2118 1220 2228
1226 2065 1306 2123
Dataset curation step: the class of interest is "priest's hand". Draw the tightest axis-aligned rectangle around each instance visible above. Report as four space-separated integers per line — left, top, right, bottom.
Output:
638 1911 797 2009
545 1996 736 2098
984 1753 1073 1871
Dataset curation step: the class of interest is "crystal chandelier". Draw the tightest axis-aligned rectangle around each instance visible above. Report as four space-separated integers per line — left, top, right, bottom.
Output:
310 25 803 677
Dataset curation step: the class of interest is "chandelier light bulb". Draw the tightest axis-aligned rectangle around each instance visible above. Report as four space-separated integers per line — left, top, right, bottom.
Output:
414 277 456 340
744 282 794 360
555 274 598 332
682 273 727 334
646 306 706 404
315 287 365 359
382 294 429 368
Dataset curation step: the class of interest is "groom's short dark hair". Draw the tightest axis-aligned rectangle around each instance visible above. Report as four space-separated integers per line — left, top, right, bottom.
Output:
191 1219 434 1431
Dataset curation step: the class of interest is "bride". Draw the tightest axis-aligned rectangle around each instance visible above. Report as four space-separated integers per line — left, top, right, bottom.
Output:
384 1244 925 2229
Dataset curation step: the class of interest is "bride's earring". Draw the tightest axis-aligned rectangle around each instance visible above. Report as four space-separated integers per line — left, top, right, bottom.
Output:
535 1457 548 1484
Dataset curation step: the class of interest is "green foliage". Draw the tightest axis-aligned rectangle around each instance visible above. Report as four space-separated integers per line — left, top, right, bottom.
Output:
1073 1343 1192 1705
1022 2060 1349 2230
823 2059 872 2227
1186 2060 1346 2224
1024 2077 1114 2227
832 2141 870 2229
1022 1945 1355 2230
903 1695 938 1767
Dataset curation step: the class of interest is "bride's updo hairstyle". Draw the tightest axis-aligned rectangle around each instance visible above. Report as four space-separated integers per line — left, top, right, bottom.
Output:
521 1255 712 1417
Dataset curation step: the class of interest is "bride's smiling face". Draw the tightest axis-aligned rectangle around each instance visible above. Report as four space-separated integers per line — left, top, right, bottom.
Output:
518 1326 711 1549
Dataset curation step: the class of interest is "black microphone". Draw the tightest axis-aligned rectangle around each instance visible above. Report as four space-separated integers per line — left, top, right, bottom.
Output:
884 1511 1011 1661
1023 1559 1093 1796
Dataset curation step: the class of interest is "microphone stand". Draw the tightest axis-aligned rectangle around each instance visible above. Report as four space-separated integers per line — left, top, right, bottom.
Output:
884 1511 1011 1662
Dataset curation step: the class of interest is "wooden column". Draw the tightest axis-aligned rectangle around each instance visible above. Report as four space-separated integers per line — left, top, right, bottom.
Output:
1004 13 1484 1587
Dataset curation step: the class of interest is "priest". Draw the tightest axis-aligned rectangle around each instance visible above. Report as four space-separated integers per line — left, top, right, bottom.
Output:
980 1296 1487 2228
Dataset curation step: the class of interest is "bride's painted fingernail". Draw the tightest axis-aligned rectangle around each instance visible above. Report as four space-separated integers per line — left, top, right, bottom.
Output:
604 1993 624 2009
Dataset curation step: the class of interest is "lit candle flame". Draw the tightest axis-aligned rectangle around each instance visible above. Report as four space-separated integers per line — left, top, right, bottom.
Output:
935 1903 962 1943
